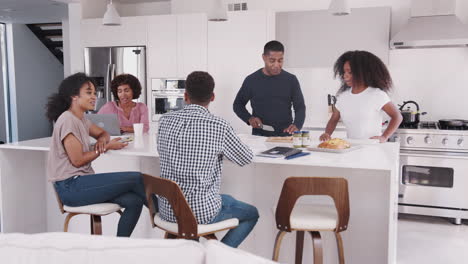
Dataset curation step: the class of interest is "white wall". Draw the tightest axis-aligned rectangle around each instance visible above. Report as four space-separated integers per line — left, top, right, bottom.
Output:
63 3 84 75
0 24 6 143
7 24 64 141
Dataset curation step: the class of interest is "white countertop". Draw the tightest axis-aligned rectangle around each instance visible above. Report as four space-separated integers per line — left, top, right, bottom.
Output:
0 134 399 171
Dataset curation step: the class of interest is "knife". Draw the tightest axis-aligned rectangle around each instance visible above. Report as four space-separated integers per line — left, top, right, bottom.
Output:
261 124 275 132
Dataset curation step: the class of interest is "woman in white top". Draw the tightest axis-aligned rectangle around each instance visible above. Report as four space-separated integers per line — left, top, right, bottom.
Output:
320 50 402 143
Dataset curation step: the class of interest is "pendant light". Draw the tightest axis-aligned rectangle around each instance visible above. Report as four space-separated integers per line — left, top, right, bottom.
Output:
208 0 228 22
329 0 351 16
103 0 121 26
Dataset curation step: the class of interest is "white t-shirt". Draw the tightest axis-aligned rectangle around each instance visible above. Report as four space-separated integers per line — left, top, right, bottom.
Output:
335 88 390 139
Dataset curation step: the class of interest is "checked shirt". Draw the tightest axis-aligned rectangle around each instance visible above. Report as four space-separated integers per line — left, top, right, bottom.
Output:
157 104 253 224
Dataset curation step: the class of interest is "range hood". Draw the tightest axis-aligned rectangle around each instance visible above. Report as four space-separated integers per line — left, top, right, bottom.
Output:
390 0 468 49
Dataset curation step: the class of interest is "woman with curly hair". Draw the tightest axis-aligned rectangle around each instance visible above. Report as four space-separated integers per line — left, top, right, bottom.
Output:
98 74 149 133
46 73 148 237
320 50 402 143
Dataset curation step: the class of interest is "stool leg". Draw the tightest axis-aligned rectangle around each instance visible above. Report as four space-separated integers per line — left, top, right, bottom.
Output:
165 232 178 239
309 231 323 264
204 234 218 240
90 215 102 235
272 230 287 261
295 231 305 264
63 213 78 232
335 232 345 264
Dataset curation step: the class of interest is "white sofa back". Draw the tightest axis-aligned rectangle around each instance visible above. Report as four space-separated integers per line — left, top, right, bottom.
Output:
0 233 277 264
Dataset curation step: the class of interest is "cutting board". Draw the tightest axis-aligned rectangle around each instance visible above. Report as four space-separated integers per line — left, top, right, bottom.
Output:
266 136 293 143
307 145 363 153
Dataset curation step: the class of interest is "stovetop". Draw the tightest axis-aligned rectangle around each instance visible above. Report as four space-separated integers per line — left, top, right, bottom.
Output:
399 121 468 131
392 121 468 152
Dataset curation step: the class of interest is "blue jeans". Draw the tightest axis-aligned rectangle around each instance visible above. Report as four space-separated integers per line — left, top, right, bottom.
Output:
54 171 147 237
209 194 259 248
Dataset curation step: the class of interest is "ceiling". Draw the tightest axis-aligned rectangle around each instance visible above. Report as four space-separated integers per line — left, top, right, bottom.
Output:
118 0 169 3
0 0 68 24
0 0 170 24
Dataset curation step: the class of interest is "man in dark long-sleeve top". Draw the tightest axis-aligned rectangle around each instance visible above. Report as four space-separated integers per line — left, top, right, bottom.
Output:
233 40 306 137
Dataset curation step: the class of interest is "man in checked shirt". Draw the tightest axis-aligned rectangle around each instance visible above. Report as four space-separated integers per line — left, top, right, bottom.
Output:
157 71 259 248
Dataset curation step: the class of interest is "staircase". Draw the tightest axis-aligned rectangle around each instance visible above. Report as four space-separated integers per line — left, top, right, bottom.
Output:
26 23 63 64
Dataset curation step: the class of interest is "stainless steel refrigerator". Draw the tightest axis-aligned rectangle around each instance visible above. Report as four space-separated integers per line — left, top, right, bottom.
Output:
84 46 146 112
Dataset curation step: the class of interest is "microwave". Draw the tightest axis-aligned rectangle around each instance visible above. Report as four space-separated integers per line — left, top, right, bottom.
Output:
151 78 185 91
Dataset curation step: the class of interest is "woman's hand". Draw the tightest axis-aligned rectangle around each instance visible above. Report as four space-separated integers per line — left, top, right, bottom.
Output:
105 138 128 151
120 126 134 133
370 135 389 143
94 137 107 154
320 133 331 142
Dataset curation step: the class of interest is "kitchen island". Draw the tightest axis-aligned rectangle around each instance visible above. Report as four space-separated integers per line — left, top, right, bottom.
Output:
0 134 399 264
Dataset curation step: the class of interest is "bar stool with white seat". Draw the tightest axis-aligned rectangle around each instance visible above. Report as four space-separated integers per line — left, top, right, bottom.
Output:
53 187 123 235
272 177 350 264
142 174 239 240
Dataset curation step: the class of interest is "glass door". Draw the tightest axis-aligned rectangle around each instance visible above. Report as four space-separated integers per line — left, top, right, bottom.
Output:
154 95 185 115
402 165 454 188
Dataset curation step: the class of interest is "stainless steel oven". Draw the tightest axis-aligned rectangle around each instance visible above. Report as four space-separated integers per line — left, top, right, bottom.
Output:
398 150 468 224
391 121 468 224
150 78 185 121
151 92 185 121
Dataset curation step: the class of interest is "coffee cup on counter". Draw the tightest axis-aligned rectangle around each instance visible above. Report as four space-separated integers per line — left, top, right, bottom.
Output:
133 123 144 148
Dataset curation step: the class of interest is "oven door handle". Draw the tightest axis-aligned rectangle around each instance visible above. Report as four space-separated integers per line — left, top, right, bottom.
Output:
400 150 468 159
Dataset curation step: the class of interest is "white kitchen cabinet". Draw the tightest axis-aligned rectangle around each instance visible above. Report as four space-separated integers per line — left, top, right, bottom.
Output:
177 13 208 77
147 13 207 79
81 17 147 47
207 11 268 134
147 15 178 78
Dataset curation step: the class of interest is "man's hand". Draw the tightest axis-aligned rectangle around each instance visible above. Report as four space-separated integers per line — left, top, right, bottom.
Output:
248 117 263 129
283 124 299 134
319 133 331 142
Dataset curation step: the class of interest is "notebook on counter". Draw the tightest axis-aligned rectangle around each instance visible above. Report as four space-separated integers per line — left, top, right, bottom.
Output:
257 146 302 158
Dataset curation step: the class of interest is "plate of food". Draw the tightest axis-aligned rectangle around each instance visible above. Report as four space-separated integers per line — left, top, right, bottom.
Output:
266 136 293 143
307 138 362 153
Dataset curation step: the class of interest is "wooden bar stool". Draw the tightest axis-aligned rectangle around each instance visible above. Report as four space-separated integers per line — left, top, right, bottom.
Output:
53 186 123 235
142 174 239 240
272 177 350 264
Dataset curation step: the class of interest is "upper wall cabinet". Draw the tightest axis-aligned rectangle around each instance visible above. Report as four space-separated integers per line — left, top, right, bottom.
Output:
81 17 148 47
147 13 207 78
147 15 178 78
276 7 391 67
207 10 268 133
177 14 208 78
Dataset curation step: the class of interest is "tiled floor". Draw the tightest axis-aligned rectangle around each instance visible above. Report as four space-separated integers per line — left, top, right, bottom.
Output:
397 214 468 264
